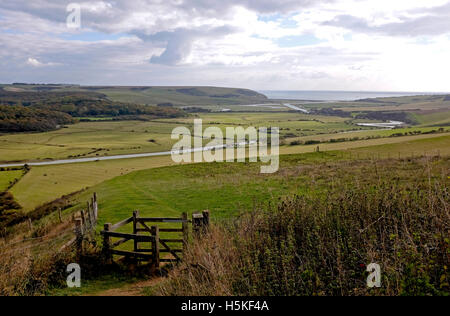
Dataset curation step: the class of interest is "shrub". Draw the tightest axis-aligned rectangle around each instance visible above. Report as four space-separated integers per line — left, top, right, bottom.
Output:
158 162 449 296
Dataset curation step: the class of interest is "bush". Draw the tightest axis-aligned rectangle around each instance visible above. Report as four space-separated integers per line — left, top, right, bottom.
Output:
158 163 449 296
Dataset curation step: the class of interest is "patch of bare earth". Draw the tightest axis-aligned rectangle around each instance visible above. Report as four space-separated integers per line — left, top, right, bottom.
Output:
91 276 164 296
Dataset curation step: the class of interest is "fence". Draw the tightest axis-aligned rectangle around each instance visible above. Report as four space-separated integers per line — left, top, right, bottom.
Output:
61 193 99 253
334 149 442 161
0 193 98 258
101 210 210 268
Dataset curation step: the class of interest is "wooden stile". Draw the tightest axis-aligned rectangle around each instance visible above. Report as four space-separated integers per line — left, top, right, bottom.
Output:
133 210 139 252
103 223 112 262
182 212 188 249
100 209 203 267
152 226 160 268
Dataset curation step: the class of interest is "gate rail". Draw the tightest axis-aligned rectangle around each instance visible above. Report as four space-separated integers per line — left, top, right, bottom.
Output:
101 210 209 268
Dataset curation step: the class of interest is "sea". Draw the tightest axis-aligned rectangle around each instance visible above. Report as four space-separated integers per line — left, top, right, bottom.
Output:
259 90 445 102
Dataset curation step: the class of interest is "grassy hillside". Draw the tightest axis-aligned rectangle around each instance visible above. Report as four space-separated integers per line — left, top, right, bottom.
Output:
54 137 449 227
2 145 449 296
158 158 449 296
1 84 269 106
0 170 23 192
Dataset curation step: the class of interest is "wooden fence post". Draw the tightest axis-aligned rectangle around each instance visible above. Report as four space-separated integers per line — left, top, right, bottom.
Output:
80 210 86 230
202 210 210 231
103 223 112 263
87 202 92 224
28 218 33 231
192 213 203 235
93 193 98 220
75 219 83 256
151 226 160 268
133 210 139 252
58 208 63 223
182 212 188 250
87 204 94 230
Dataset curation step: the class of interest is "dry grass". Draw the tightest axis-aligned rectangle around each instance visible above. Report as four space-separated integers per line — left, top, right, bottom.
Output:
0 240 76 295
158 159 450 296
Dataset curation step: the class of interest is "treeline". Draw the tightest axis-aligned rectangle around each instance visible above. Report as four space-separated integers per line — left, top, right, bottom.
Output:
0 106 75 132
0 90 102 106
0 90 186 132
355 111 416 124
37 98 184 118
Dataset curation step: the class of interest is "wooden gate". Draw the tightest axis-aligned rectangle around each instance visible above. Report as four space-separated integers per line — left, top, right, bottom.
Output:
101 210 209 268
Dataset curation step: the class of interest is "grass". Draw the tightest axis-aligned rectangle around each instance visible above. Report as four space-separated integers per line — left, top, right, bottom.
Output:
284 126 448 144
0 112 395 164
157 158 449 296
0 120 179 163
413 110 450 126
48 273 147 296
0 169 23 191
1 85 269 106
8 133 450 212
10 155 177 211
348 135 450 157
2 150 449 296
1 111 448 165
281 133 450 156
61 141 448 230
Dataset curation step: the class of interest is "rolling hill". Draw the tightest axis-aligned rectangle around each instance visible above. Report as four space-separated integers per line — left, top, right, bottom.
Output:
0 84 269 106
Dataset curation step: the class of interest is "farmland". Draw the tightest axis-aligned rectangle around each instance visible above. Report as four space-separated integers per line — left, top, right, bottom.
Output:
1 111 448 164
0 88 449 296
26 147 450 296
0 169 23 192
0 93 448 211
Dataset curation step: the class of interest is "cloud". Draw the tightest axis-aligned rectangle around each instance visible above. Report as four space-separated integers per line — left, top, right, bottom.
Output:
1 0 450 91
26 57 59 67
145 26 238 65
324 2 450 37
26 58 43 67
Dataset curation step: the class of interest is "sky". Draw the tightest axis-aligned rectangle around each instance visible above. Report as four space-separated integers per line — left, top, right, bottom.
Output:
1 0 450 91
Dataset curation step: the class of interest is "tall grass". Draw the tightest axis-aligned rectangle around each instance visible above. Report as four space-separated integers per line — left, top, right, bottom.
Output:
158 161 449 296
0 245 76 295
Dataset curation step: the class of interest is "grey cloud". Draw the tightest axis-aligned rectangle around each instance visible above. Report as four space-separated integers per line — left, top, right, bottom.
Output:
0 0 331 66
140 26 237 65
324 2 450 37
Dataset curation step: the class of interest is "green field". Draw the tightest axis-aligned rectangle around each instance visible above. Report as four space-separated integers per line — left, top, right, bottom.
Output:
0 112 379 164
1 88 449 297
413 110 450 126
0 120 179 163
1 85 269 106
1 91 449 219
0 170 23 192
60 140 449 230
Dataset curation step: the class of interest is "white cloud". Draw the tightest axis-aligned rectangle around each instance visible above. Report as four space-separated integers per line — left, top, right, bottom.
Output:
0 0 449 91
26 58 44 67
26 57 60 67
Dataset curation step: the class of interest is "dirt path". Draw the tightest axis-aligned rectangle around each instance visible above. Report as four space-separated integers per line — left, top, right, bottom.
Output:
92 276 164 296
